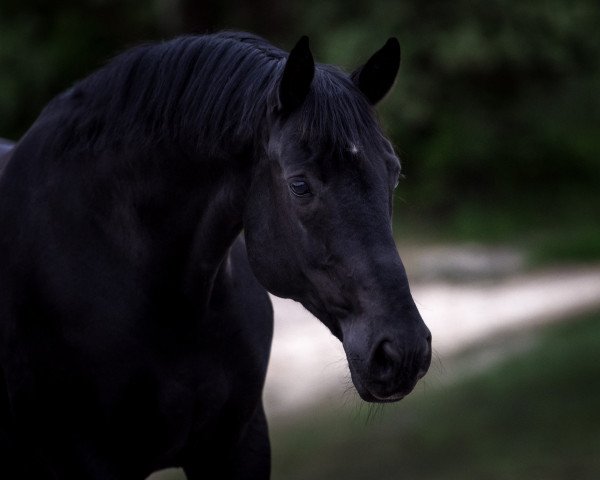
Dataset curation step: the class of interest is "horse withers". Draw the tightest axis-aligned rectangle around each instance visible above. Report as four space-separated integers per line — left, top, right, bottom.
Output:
0 138 13 174
0 33 431 479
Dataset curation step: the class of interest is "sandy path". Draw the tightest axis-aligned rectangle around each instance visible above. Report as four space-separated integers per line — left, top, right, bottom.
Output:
264 265 600 416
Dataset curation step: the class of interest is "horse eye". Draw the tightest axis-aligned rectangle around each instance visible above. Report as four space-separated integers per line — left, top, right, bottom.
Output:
289 180 311 197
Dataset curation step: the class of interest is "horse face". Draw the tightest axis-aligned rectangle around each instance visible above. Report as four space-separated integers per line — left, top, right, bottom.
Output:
243 37 431 402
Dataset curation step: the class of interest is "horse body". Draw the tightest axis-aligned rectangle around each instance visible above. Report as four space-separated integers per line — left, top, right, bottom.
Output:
0 37 273 477
0 32 431 479
0 128 272 478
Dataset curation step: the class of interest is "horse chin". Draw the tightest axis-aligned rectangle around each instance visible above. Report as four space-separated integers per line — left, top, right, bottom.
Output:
350 372 408 404
357 388 406 403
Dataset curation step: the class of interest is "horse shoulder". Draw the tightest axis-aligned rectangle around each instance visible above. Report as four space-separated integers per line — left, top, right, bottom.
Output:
208 235 273 381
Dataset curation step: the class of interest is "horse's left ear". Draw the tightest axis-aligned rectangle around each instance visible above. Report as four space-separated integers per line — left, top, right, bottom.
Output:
278 36 315 113
351 38 401 105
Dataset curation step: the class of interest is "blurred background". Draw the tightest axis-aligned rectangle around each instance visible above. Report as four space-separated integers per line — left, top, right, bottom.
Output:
1 0 599 478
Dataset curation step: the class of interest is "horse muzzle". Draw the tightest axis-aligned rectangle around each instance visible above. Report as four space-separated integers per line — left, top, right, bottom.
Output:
342 323 432 403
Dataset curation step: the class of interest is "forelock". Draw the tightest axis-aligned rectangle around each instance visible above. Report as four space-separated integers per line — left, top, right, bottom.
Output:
293 65 389 155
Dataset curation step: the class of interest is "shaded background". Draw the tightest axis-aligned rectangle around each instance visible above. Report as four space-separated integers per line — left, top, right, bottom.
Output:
1 1 599 478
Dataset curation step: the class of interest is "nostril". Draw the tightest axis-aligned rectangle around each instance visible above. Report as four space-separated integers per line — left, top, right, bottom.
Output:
371 336 432 385
381 340 401 362
372 340 399 377
419 336 432 379
424 336 432 357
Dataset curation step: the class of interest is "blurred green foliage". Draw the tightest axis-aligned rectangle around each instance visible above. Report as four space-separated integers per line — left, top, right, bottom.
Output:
1 0 598 250
271 309 600 479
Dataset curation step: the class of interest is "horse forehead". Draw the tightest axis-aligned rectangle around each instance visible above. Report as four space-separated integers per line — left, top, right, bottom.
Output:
273 132 399 176
345 141 400 171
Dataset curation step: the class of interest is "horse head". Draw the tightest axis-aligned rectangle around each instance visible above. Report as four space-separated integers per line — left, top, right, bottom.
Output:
244 37 431 402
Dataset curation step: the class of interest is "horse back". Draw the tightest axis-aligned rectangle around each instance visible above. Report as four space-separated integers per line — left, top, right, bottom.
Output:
0 138 15 176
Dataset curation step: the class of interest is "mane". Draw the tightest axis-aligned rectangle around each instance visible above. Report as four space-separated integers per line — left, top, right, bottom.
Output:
45 32 386 156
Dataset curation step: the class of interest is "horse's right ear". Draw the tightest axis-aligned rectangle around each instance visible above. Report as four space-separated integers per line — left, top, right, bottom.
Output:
278 36 315 113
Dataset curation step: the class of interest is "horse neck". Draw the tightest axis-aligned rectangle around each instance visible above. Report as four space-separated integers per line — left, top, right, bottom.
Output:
59 133 254 317
174 145 254 314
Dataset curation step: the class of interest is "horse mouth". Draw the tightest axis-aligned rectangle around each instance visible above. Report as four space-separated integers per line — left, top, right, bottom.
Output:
355 385 406 403
372 391 406 402
351 374 412 403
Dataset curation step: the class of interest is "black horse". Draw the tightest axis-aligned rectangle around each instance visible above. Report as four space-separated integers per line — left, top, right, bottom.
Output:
0 32 431 479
